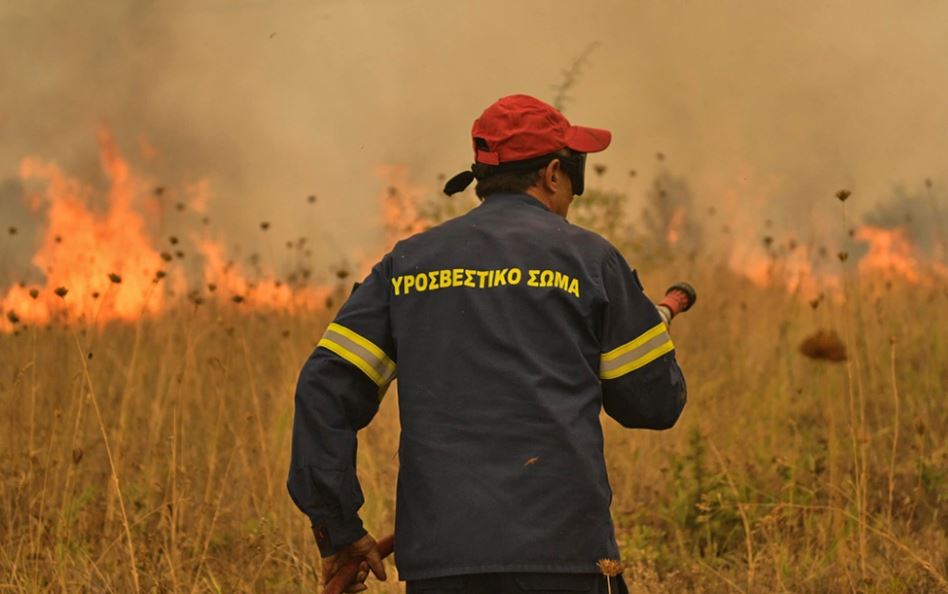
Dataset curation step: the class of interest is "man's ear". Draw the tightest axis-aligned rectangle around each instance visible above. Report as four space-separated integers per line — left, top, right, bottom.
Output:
541 159 562 193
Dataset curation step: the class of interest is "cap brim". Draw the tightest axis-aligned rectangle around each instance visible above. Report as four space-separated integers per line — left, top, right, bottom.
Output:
565 125 612 153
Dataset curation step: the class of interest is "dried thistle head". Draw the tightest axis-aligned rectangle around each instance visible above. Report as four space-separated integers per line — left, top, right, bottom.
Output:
628 169 637 178
593 164 607 177
307 194 317 204
835 189 851 202
29 289 39 300
655 151 665 161
799 330 847 362
54 287 68 298
175 202 186 212
260 221 271 231
8 226 16 236
108 273 122 284
160 252 173 262
207 283 217 292
837 251 849 262
231 295 245 304
154 186 165 196
6 311 20 324
169 236 179 245
597 558 624 577
155 270 167 280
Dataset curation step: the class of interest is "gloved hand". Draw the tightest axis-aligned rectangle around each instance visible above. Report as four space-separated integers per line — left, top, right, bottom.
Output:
320 532 387 593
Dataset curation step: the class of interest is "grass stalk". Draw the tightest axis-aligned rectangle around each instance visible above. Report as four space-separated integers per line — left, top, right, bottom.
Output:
70 329 141 593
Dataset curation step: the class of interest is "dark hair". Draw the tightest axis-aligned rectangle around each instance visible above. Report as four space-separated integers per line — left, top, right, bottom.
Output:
473 168 542 199
472 149 575 199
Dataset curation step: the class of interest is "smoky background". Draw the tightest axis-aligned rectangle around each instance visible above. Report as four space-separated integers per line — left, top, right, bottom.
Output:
1 0 946 275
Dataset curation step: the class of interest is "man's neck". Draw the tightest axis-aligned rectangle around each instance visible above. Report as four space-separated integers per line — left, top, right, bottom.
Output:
524 188 556 214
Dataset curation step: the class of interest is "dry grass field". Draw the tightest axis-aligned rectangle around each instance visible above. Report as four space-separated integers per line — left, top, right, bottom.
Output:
1 171 946 593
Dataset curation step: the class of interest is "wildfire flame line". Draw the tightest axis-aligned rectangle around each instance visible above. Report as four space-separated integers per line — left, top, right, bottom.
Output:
1 131 340 333
2 135 942 333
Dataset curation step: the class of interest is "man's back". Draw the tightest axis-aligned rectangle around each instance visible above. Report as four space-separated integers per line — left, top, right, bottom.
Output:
288 95 687 592
390 192 620 578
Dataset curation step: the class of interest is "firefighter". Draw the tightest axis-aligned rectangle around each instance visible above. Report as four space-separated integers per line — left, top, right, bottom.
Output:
288 94 687 594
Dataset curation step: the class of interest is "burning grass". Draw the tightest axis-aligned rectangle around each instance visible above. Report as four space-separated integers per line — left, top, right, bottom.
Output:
0 140 946 592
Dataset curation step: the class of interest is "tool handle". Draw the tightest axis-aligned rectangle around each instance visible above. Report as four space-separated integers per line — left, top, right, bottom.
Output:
323 534 395 594
657 282 697 324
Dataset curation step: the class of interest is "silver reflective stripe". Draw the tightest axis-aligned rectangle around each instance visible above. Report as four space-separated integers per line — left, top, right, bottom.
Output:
600 322 674 380
317 323 396 387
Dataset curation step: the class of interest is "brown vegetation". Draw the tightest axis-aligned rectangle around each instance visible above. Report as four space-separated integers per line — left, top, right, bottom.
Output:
0 175 946 593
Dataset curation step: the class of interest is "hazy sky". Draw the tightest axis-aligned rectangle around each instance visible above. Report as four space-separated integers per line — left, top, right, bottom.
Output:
2 0 946 263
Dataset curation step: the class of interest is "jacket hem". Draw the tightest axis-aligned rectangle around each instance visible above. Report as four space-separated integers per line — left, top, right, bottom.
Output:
399 562 604 581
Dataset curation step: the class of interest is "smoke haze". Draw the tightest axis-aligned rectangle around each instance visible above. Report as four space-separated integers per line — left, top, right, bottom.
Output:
2 0 947 266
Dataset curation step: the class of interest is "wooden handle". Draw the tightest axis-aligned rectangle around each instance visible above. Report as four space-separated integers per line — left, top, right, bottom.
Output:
323 533 395 594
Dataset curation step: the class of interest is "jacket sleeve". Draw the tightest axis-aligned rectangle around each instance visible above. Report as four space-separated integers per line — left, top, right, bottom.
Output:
287 254 397 557
598 248 687 430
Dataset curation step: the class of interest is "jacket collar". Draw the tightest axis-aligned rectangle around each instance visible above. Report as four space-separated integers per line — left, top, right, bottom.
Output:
480 192 551 213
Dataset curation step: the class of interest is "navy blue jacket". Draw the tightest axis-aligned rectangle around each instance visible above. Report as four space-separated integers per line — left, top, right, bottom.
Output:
288 192 687 580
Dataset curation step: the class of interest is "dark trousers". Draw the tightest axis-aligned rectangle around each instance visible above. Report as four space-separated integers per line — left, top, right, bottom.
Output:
407 572 629 594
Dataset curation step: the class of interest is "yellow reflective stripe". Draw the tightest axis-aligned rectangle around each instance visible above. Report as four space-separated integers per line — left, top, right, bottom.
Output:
317 323 396 391
600 339 674 380
317 337 388 386
600 322 675 380
326 322 395 367
601 322 667 362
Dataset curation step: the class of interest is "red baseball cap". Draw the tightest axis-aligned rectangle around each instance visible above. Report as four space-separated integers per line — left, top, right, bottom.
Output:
471 94 612 165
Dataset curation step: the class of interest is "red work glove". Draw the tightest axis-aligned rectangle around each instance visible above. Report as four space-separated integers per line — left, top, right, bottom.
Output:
320 532 387 593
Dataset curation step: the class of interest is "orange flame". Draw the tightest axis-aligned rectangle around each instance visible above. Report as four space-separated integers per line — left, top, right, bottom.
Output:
2 130 172 330
728 242 840 298
853 225 922 282
195 239 332 310
666 207 685 246
376 164 433 251
1 134 436 333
